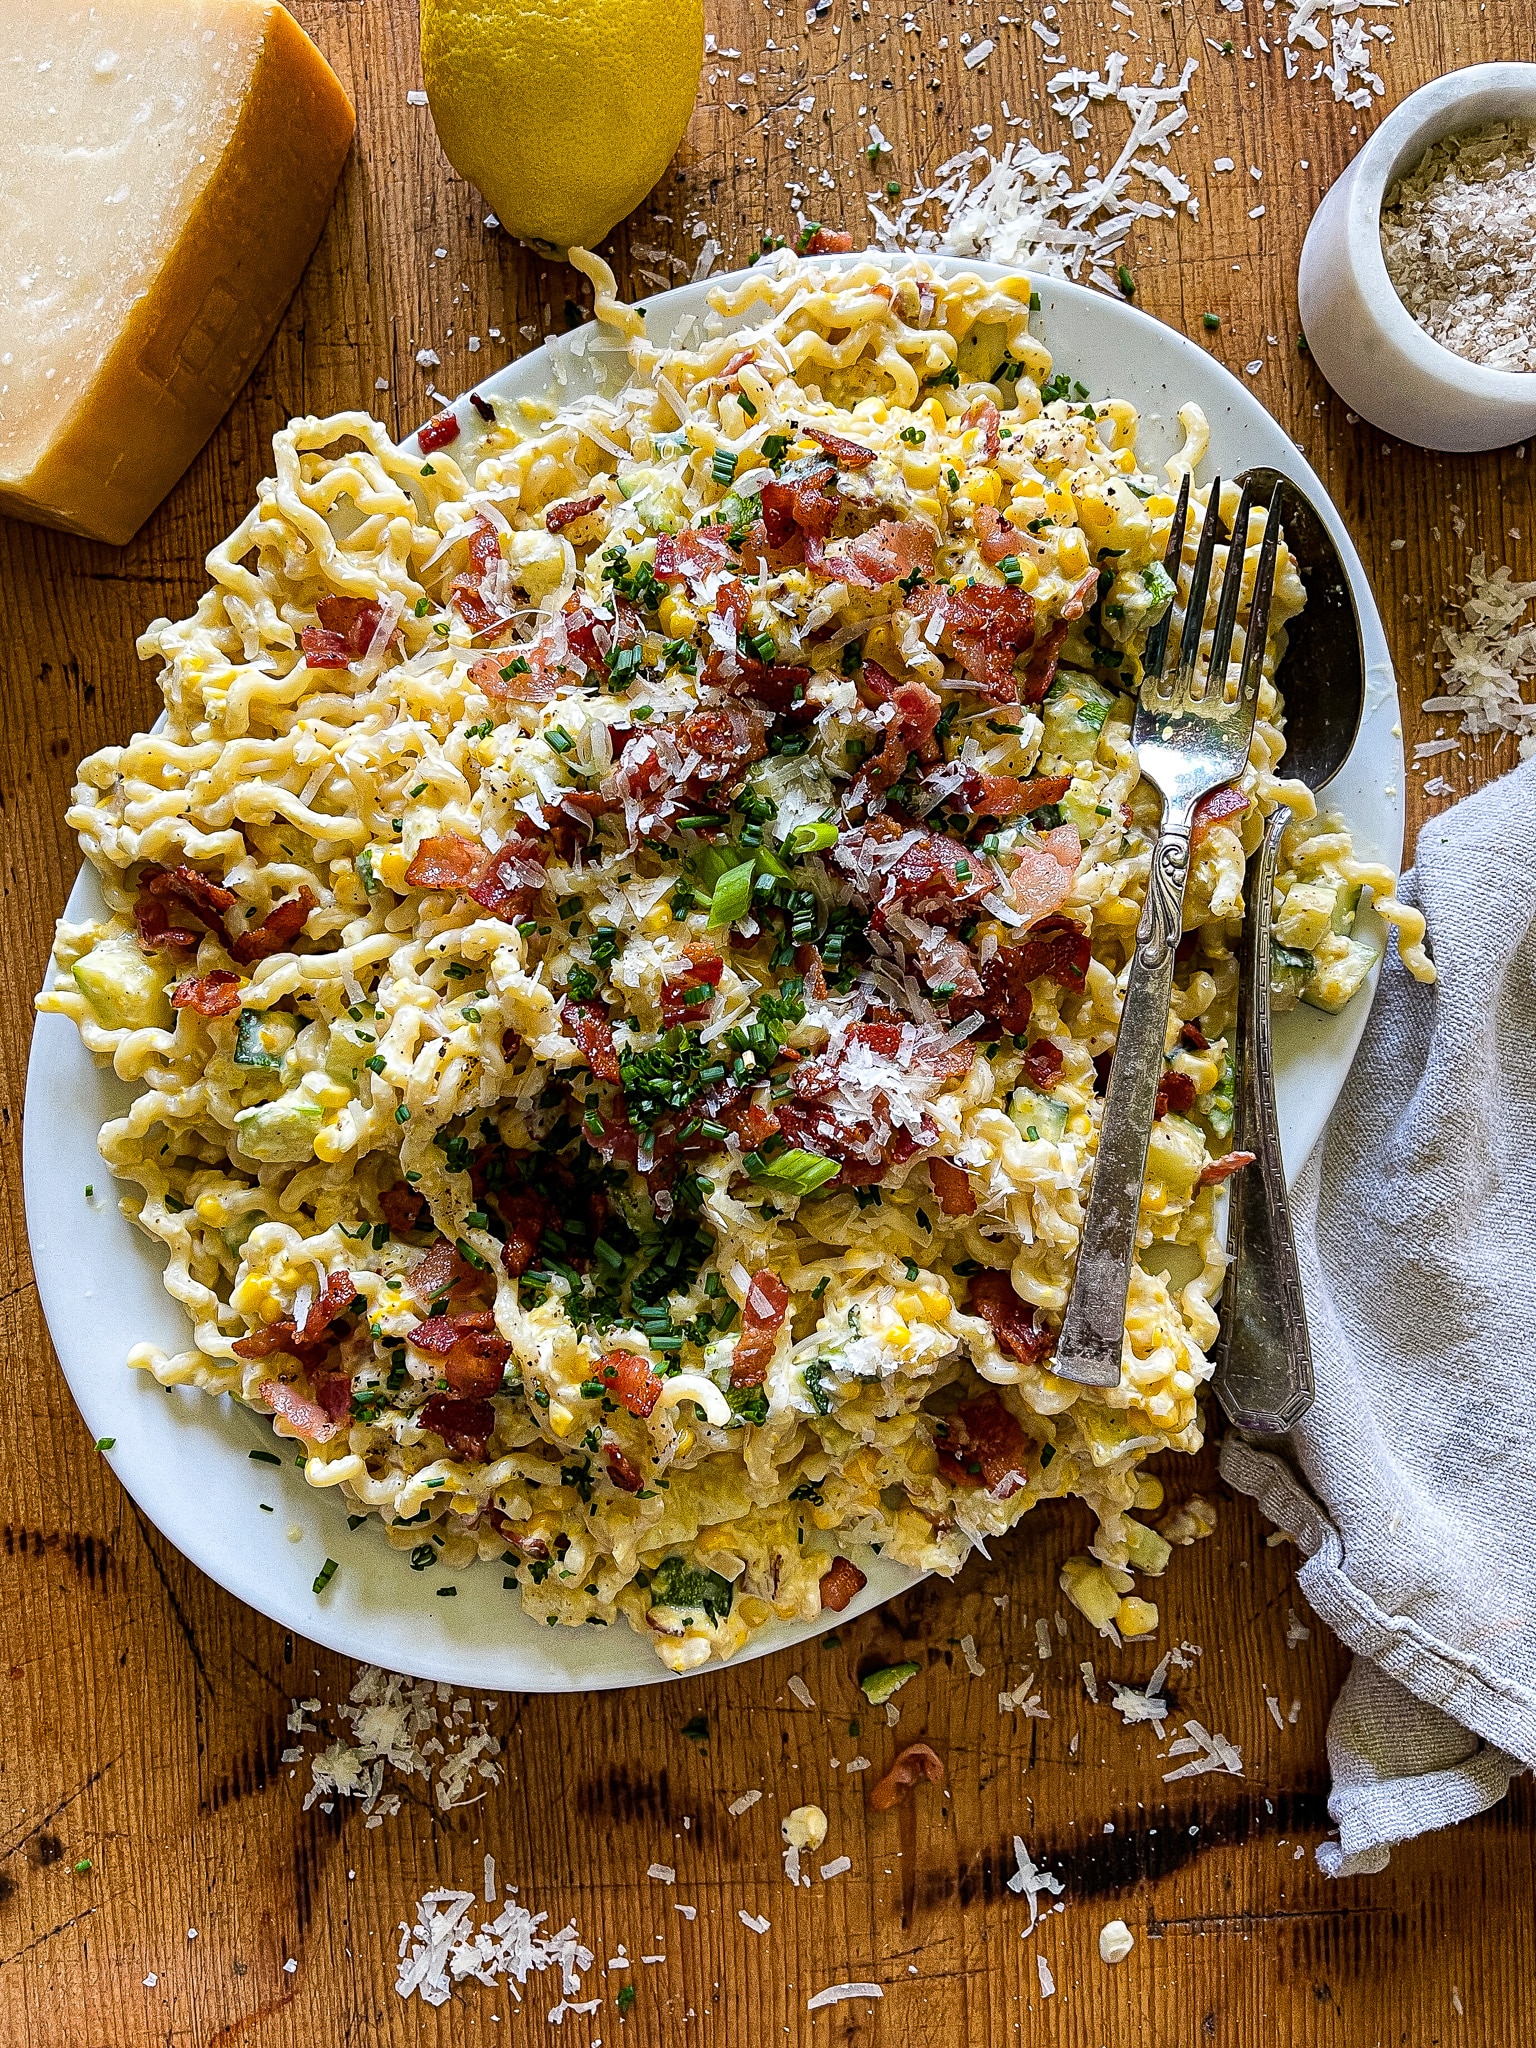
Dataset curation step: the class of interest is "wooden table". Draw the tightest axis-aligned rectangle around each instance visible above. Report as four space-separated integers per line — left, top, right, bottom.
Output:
4 2 1532 2041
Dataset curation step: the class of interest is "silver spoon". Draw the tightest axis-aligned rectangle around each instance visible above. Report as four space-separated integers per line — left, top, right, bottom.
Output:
1212 466 1365 1433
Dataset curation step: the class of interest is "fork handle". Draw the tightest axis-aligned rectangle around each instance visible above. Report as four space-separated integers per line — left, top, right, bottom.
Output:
1212 806 1315 1432
1054 805 1195 1387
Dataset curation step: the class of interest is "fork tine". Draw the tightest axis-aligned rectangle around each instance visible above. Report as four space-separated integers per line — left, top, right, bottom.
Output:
1171 476 1223 698
1201 479 1256 701
1237 483 1285 706
1140 469 1191 684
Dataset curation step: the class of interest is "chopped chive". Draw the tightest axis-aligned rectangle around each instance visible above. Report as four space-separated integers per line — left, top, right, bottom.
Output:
249 1449 282 1465
312 1559 339 1595
711 447 739 486
1203 312 1221 330
94 1436 115 1452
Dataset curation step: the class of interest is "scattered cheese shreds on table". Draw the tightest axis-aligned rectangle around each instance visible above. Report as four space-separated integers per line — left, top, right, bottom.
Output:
296 1666 501 1823
807 1982 884 2011
1163 1718 1245 1782
871 57 1200 292
394 1886 593 2011
1422 555 1536 760
1007 1836 1066 1936
1037 1954 1056 1998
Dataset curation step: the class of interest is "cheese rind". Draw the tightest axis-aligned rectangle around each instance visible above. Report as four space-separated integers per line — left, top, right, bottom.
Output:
0 1 355 546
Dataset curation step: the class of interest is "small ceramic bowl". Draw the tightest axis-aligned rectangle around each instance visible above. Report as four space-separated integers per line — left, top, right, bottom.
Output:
1298 62 1536 451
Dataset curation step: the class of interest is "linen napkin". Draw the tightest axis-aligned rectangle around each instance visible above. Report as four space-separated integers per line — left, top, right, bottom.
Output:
1219 756 1536 1876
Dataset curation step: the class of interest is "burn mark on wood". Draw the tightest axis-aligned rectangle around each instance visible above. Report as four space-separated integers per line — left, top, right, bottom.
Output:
204 1715 289 1814
1 1525 115 1582
575 1763 671 1824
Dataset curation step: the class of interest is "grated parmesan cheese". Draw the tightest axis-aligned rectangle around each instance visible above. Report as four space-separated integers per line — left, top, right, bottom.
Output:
394 1885 593 2012
298 1665 501 1823
1423 553 1536 759
1007 1835 1065 1935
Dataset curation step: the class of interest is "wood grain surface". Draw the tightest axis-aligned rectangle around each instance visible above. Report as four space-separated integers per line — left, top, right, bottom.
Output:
3 2 1533 2043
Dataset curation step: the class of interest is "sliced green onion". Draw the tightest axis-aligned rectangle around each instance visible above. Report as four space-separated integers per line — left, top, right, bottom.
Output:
998 555 1024 588
546 727 574 753
749 1147 840 1195
312 1558 339 1595
745 629 777 663
711 447 739 486
785 820 839 856
707 859 758 929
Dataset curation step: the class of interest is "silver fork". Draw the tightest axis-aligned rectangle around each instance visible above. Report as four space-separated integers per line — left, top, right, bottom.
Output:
1053 473 1284 1388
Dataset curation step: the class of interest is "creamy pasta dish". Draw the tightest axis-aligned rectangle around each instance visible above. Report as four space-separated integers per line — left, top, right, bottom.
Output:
40 251 1430 1669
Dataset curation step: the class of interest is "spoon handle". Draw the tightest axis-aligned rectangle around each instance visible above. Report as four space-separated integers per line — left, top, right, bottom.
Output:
1213 805 1315 1434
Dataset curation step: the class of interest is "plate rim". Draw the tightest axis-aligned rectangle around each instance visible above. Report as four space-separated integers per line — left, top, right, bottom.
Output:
22 251 1403 1692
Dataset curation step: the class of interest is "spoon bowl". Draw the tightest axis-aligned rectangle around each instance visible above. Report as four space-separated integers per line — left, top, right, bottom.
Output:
1237 465 1365 789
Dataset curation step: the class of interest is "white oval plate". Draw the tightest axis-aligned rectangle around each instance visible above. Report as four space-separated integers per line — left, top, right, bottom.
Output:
24 256 1403 1691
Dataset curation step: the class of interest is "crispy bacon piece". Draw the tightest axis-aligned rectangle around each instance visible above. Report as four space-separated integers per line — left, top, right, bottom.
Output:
868 1741 945 1811
1008 829 1081 928
1155 1069 1199 1119
232 1323 302 1362
796 942 828 1001
616 703 766 827
468 649 556 706
1022 1039 1064 1091
229 887 317 966
316 594 384 657
660 950 724 1026
905 582 1036 702
597 1347 664 1419
1199 1149 1256 1186
496 1191 548 1277
1191 783 1251 844
144 863 237 923
759 462 838 550
967 1273 1053 1366
963 396 1001 464
929 1156 976 1218
301 1269 359 1346
408 1308 511 1395
379 1182 428 1234
604 1441 645 1493
1061 567 1103 621
563 999 621 1083
800 227 855 255
545 492 605 533
450 517 507 637
314 1374 355 1423
409 1239 465 1308
171 969 243 1017
827 517 936 591
546 788 620 858
703 645 814 719
954 771 1071 820
257 1379 341 1443
653 525 735 587
730 1269 791 1389
937 1393 1036 1496
870 819 1001 931
978 915 1091 1033
134 896 200 952
801 421 875 467
418 1393 496 1460
1021 620 1069 705
973 502 1036 566
300 626 352 668
818 1557 868 1612
858 663 943 793
469 833 546 919
1180 1020 1210 1052
405 833 484 892
418 411 461 454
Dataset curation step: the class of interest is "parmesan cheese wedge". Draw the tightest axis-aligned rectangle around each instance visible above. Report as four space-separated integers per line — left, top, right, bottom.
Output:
0 1 354 545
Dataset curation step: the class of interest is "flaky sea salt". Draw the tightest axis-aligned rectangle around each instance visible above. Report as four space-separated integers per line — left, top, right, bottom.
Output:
1381 123 1536 372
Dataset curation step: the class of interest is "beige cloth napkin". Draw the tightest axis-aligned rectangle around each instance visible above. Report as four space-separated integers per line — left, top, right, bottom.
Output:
1220 758 1536 1875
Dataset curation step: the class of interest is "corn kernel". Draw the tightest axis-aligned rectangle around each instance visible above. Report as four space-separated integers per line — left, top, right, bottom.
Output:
378 848 408 889
313 1126 348 1164
918 1286 950 1320
547 1400 576 1439
1010 555 1040 592
1147 493 1177 518
259 1294 285 1325
739 1596 772 1627
1096 896 1140 926
658 593 697 638
195 1194 226 1226
1133 1473 1165 1511
902 450 942 488
895 1289 926 1320
312 1080 351 1110
913 492 943 523
960 468 1001 507
1116 447 1139 473
642 904 672 935
1046 486 1076 522
812 1504 840 1531
1076 494 1113 533
1116 1596 1160 1638
884 1320 911 1352
1056 530 1090 576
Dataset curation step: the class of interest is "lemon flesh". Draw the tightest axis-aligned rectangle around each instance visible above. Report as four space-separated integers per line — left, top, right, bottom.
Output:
420 0 704 254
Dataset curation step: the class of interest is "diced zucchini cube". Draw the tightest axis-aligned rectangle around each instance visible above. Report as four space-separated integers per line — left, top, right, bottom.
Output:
1303 933 1381 1014
1008 1085 1069 1143
1274 880 1337 951
1269 942 1313 1012
72 935 171 1031
234 1097 323 1164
